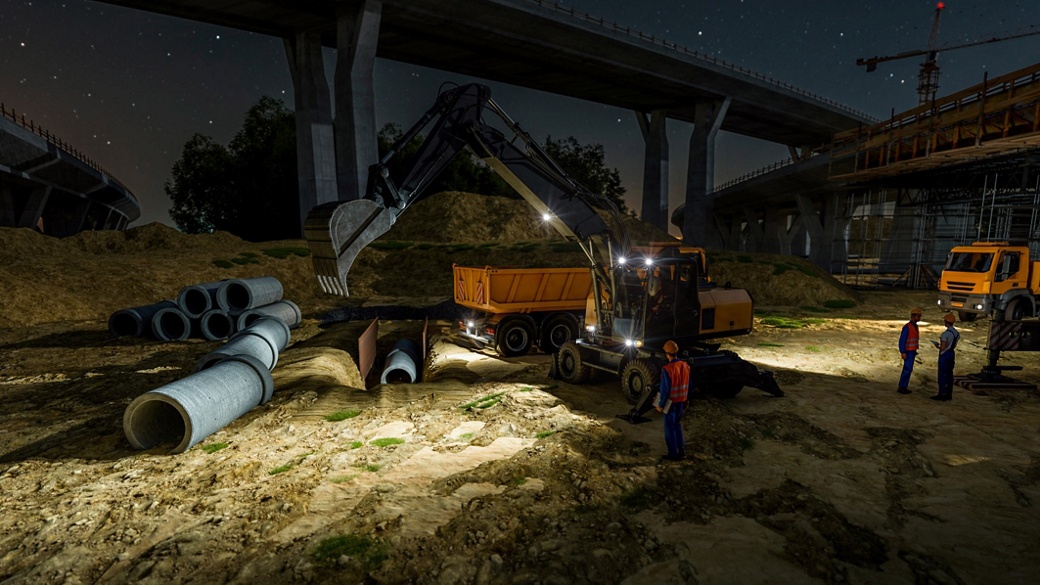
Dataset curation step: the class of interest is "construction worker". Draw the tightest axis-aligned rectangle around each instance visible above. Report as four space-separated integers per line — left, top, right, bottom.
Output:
897 307 923 394
934 313 960 401
655 340 690 461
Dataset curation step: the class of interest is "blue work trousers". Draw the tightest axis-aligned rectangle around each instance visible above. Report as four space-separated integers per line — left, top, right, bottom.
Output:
899 351 917 389
664 401 687 458
937 352 956 398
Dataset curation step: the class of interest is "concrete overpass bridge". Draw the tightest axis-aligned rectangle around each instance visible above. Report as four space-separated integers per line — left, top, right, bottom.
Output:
97 0 874 242
0 104 140 236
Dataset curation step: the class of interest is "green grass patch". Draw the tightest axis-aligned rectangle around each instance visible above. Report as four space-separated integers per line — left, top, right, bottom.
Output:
620 486 657 509
311 534 388 568
771 263 793 276
756 342 785 348
759 316 826 329
824 299 857 309
800 305 829 313
535 430 556 439
477 242 500 249
458 433 474 441
262 246 310 259
805 345 822 353
200 442 228 454
460 391 506 410
368 240 413 251
506 476 527 488
240 251 258 258
230 255 260 265
797 265 819 277
348 441 363 450
736 255 755 263
358 463 381 472
269 464 292 475
446 243 476 252
511 242 539 252
415 242 435 250
329 474 356 484
370 437 405 448
212 259 234 269
325 409 361 422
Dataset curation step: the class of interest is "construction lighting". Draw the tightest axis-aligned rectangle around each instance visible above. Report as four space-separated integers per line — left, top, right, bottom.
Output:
542 212 552 222
617 257 627 266
586 325 596 333
466 320 475 328
644 258 654 267
624 339 634 347
974 304 984 310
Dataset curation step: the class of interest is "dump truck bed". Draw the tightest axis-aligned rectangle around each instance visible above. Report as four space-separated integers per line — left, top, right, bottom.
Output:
453 265 592 314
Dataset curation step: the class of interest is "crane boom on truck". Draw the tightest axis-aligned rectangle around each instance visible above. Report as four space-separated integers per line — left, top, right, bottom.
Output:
304 82 782 411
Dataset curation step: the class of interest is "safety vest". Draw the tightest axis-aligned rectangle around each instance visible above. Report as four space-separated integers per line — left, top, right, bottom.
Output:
663 359 690 403
903 322 919 352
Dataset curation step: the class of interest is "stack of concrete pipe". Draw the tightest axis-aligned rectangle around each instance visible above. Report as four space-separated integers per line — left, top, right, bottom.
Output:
108 276 301 342
122 316 292 454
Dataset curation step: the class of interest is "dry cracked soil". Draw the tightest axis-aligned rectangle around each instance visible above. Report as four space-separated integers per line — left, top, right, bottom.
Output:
2 194 1040 585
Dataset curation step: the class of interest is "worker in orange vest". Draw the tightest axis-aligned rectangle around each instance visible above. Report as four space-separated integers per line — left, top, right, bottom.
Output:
656 340 690 461
898 307 923 394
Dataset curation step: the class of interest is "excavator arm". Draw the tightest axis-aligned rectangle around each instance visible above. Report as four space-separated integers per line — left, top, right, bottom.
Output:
305 83 627 297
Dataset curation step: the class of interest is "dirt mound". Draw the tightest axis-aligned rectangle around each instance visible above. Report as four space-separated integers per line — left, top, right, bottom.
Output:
385 192 552 243
710 250 860 307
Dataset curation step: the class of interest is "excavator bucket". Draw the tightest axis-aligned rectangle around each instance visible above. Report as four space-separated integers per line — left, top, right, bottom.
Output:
304 199 396 296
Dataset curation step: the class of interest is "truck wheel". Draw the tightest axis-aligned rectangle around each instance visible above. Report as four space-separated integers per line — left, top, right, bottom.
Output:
541 314 577 353
621 359 660 405
496 319 534 357
957 311 977 323
1006 298 1032 320
557 341 589 383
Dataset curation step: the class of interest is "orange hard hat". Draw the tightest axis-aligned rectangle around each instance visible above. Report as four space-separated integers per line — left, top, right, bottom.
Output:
663 340 679 354
910 307 924 316
943 313 956 324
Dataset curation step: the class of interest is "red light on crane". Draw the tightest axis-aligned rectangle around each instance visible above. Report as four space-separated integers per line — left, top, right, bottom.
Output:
936 2 945 9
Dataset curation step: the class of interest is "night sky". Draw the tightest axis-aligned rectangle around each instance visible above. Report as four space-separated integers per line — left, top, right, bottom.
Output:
2 1 1039 228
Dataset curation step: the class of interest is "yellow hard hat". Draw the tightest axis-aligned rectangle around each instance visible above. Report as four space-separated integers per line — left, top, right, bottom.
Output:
910 307 924 316
943 313 956 324
663 340 679 355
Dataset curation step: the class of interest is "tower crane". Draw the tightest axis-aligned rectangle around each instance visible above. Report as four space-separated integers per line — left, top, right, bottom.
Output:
857 2 1040 105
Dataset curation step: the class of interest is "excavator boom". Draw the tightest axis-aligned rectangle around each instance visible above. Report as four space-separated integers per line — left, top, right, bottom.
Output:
304 83 620 296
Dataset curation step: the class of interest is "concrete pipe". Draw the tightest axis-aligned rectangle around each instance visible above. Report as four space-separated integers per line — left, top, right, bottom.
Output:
236 299 302 331
109 300 177 338
123 354 274 454
195 316 291 372
151 305 192 341
199 309 235 341
380 338 423 384
176 280 223 319
217 276 283 315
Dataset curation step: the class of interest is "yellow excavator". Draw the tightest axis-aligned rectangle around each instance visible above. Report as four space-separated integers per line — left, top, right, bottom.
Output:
304 83 782 416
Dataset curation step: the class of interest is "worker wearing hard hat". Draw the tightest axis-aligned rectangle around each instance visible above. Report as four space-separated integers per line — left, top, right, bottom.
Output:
656 340 690 462
934 313 960 401
897 308 924 394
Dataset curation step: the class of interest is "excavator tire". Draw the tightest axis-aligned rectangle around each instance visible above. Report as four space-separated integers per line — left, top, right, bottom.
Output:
540 314 578 354
496 318 534 357
557 341 590 383
621 359 660 405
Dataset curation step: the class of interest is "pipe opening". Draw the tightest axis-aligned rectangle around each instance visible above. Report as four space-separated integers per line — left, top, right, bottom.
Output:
239 313 261 329
383 368 414 384
181 289 211 316
225 284 251 312
109 312 142 337
125 400 187 450
203 312 234 340
155 310 189 340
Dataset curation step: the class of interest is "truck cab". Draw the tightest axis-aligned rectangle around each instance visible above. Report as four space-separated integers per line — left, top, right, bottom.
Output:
937 241 1035 321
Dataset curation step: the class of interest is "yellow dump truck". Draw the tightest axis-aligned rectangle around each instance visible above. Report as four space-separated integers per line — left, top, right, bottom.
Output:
454 264 592 356
937 241 1038 321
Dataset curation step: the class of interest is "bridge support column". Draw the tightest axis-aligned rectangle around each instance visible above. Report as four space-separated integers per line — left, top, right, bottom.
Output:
682 98 730 247
334 0 382 203
797 193 849 272
784 214 808 256
636 110 668 233
286 31 338 236
17 186 50 231
742 207 763 251
760 210 784 254
881 192 918 273
0 183 15 226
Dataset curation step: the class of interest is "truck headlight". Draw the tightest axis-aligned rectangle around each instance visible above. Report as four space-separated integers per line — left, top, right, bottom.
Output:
466 320 475 328
624 339 634 347
936 299 943 306
974 304 984 310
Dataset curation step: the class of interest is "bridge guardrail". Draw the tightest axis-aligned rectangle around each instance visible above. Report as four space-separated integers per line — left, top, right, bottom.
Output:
0 102 134 199
526 0 878 123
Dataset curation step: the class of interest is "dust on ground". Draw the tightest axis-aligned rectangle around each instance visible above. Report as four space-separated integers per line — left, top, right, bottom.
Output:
2 192 1039 584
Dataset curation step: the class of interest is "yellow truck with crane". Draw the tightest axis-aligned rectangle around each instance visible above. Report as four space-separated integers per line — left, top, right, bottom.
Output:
936 241 1037 322
304 82 782 413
